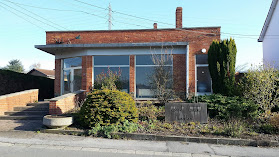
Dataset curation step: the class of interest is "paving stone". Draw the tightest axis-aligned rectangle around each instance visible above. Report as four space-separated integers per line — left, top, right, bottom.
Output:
154 151 172 156
116 149 136 154
172 153 192 157
136 150 154 155
81 147 100 152
192 154 211 157
63 146 82 151
99 148 118 153
0 142 14 147
29 144 48 149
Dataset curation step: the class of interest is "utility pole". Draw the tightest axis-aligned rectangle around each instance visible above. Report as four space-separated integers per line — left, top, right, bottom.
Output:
108 3 112 30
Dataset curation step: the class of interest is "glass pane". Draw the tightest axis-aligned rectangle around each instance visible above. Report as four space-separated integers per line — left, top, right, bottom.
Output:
136 55 172 65
196 55 208 64
94 56 129 65
64 57 82 68
197 66 211 93
94 67 129 92
73 69 82 91
63 70 71 94
136 67 155 98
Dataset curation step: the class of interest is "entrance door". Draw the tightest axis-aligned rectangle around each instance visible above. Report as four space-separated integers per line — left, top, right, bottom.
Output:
63 68 82 94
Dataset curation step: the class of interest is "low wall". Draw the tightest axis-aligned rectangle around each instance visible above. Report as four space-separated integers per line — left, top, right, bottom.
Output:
0 89 38 115
49 90 86 115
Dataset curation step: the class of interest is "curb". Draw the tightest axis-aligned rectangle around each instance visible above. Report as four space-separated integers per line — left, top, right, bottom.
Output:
41 129 279 147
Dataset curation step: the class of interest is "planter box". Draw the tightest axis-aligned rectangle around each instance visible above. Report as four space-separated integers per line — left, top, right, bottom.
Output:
43 115 73 129
165 103 207 123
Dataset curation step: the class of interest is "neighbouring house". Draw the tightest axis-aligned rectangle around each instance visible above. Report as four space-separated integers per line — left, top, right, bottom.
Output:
27 68 55 79
35 7 221 99
258 0 279 68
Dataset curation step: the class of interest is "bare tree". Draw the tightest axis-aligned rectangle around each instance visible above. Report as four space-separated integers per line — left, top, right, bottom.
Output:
29 62 41 70
149 47 174 104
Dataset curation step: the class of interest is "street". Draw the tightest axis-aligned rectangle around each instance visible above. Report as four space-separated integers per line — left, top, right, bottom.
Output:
0 131 278 157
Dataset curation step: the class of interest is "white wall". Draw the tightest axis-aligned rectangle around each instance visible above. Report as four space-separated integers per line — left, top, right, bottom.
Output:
263 1 279 68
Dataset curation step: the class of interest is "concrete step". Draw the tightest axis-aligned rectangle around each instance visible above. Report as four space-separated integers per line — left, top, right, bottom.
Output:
0 116 44 120
14 106 49 112
4 111 49 116
26 101 49 107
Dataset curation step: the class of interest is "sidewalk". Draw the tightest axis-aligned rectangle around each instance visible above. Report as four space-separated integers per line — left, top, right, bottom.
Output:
0 131 278 157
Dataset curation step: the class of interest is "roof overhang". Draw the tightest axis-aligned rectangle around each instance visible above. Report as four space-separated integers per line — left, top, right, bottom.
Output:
35 42 188 55
258 0 278 42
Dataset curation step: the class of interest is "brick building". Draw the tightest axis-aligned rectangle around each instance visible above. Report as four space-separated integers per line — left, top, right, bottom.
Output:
35 7 220 99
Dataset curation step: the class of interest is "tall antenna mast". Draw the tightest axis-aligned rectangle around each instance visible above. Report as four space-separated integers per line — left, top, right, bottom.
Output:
108 3 112 30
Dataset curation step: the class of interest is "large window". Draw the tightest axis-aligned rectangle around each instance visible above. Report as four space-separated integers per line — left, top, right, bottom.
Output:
196 55 212 94
93 56 129 92
62 57 82 94
136 55 173 98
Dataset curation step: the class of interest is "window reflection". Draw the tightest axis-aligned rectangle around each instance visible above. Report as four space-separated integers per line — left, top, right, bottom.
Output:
94 56 129 65
64 57 82 68
136 55 173 98
93 56 129 93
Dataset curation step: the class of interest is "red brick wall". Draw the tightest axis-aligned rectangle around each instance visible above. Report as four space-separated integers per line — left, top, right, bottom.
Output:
129 55 135 95
173 54 186 96
49 91 86 115
54 59 61 96
47 27 220 96
0 89 38 115
82 56 93 92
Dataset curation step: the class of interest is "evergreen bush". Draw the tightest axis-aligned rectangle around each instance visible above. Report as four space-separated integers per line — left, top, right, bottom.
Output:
208 38 237 96
79 89 138 128
188 94 258 120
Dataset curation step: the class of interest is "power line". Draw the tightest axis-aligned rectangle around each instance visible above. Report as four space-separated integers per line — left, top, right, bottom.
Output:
4 0 68 30
0 4 45 31
4 0 277 39
0 2 63 30
72 0 174 27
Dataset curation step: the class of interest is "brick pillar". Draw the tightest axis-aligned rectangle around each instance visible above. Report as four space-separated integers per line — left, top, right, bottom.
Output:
54 59 61 97
188 53 196 93
129 55 135 96
176 7 183 28
173 54 186 98
82 56 93 92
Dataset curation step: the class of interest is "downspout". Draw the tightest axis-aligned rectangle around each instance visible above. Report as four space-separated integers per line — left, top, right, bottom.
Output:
186 45 189 98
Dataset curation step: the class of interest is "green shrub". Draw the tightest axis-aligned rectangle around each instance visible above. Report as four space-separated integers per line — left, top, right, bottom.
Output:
223 119 245 137
79 89 138 128
88 120 140 138
138 104 165 122
94 67 123 90
208 38 237 96
188 94 258 120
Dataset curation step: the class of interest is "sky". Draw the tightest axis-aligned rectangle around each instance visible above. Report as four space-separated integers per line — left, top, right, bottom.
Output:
0 0 272 72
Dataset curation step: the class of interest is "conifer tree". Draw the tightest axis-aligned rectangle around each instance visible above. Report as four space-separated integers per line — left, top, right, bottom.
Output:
208 38 237 96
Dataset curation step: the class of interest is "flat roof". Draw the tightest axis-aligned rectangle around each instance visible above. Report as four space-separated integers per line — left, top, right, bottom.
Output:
35 42 188 55
46 27 221 33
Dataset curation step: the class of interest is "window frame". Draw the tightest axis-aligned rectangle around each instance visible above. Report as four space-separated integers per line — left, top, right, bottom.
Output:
92 55 130 93
195 55 212 96
135 55 173 99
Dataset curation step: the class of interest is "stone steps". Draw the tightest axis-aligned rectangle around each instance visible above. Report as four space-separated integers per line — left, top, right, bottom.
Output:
0 101 49 120
0 116 44 120
4 111 48 116
13 106 49 111
26 102 49 107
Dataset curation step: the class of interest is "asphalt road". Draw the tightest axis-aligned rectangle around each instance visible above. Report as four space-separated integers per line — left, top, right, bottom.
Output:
0 131 278 157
